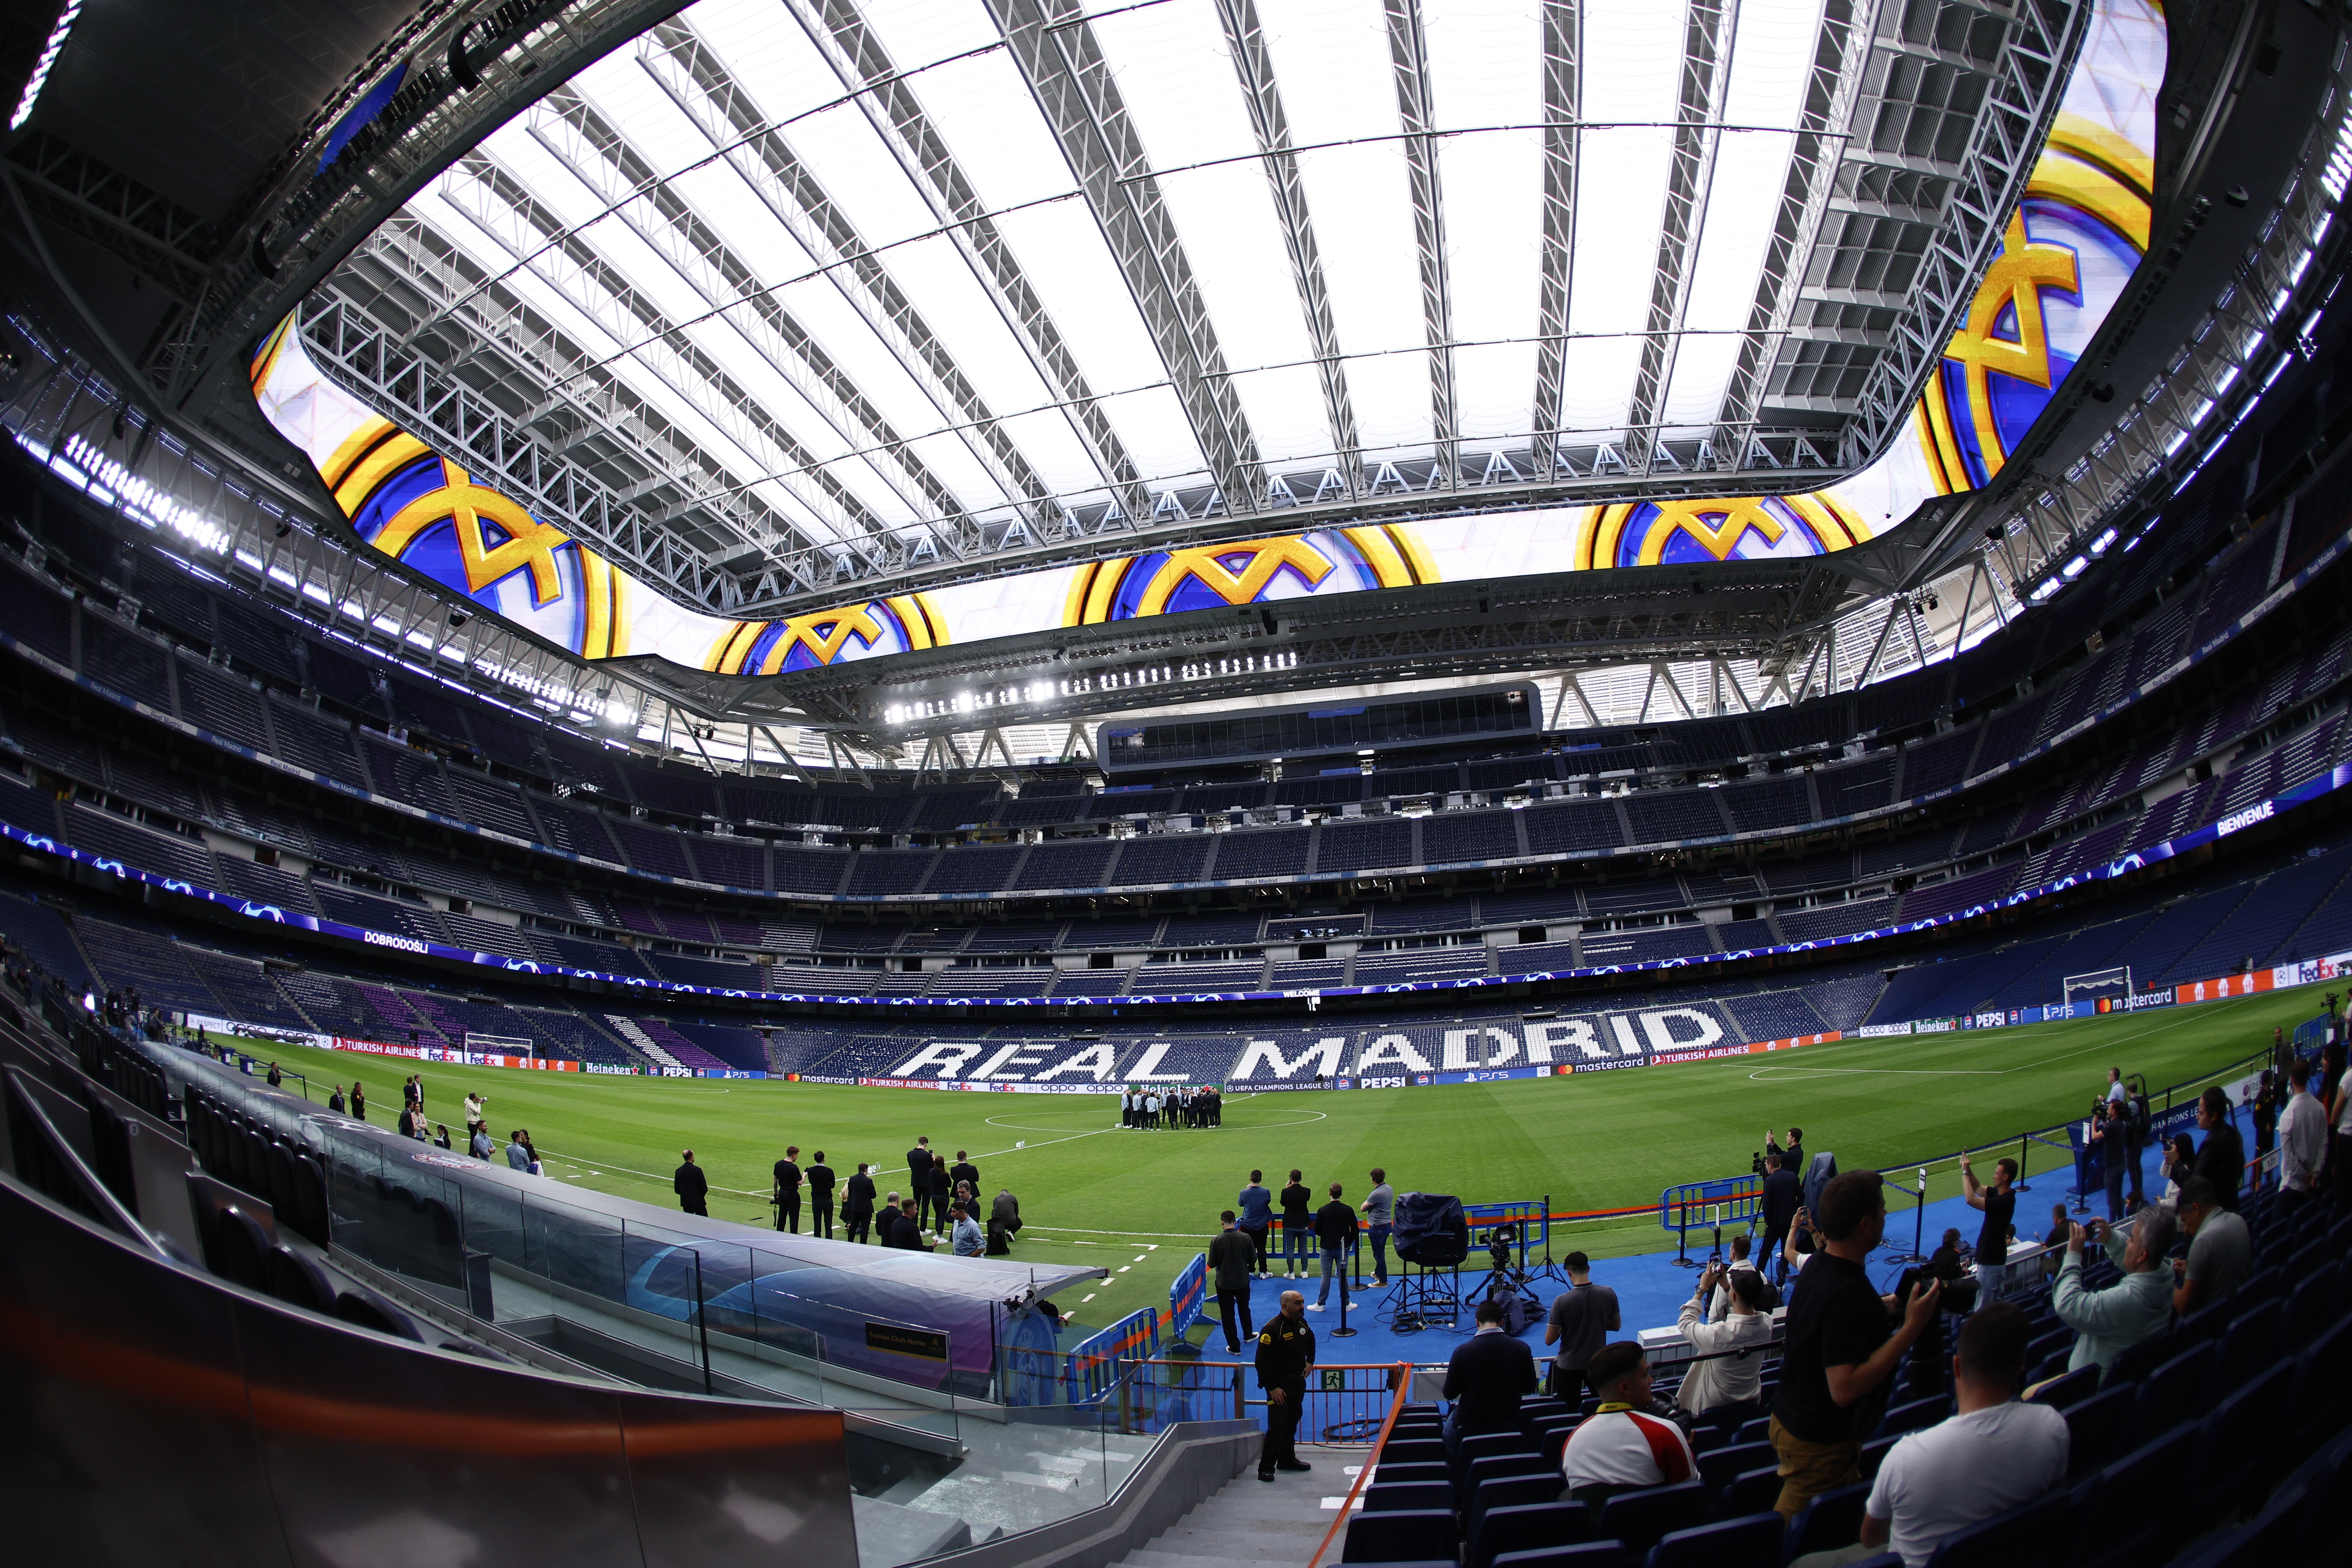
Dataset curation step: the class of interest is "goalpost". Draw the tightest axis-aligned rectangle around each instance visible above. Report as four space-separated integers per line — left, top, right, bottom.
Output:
2061 966 2133 1009
466 1032 535 1065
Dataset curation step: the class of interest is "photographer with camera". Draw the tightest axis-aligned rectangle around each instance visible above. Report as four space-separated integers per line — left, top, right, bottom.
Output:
1957 1153 2018 1308
1676 1261 1772 1419
2052 1209 2173 1378
1767 1126 1804 1173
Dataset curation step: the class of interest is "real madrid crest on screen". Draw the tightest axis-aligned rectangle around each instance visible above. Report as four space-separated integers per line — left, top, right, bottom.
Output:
1059 525 1436 626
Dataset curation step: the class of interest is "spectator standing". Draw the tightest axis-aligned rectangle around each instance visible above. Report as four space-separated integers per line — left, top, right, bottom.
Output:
469 1124 493 1160
1767 1126 1806 1173
1958 1153 2017 1307
2171 1176 2251 1316
673 1150 709 1217
1237 1171 1275 1277
1676 1264 1772 1418
1761 1151 1802 1285
505 1131 531 1171
2279 1061 2327 1213
2251 1074 2279 1190
2334 1046 2352 1208
1769 1169 1941 1519
463 1092 486 1142
1827 1305 2068 1568
2041 1203 2070 1280
929 1159 955 1239
806 1152 836 1239
328 1084 346 1114
266 1061 282 1088
1209 1211 1256 1354
896 1197 929 1250
1542 1251 1621 1405
2191 1087 2246 1210
2052 1209 2175 1380
2089 1101 2126 1221
350 1081 366 1121
1443 1297 1539 1445
1559 1343 1693 1515
2159 1132 2196 1207
1361 1167 1395 1288
434 1123 452 1150
1310 1182 1357 1309
1278 1170 1313 1279
843 1162 877 1244
2105 1067 2126 1106
906 1138 935 1229
1254 1291 1315 1481
519 1130 540 1174
773 1145 803 1234
876 1192 905 1247
950 1203 984 1257
949 1149 980 1198
397 1103 420 1140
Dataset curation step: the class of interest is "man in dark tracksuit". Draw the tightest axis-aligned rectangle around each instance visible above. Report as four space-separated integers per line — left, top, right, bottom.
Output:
773 1146 802 1233
1255 1290 1316 1481
806 1153 835 1238
1209 1211 1256 1354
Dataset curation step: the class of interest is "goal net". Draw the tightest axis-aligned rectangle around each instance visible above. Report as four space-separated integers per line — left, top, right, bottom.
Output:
2062 967 2133 1008
465 1033 535 1061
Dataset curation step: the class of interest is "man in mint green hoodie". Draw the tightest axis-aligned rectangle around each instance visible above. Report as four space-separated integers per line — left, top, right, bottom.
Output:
2052 1208 2175 1381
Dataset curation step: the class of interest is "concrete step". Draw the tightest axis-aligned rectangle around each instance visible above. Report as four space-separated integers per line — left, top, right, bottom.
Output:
1119 1548 1301 1568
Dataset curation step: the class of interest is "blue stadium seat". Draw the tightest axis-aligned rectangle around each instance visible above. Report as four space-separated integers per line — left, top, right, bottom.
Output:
1714 1466 1784 1522
2206 1300 2281 1396
1466 1451 1557 1500
1644 1513 1782 1568
262 1246 337 1315
1597 1481 1708 1553
1493 1544 1631 1568
1369 1461 1449 1488
2286 1315 2352 1453
1381 1438 1445 1466
1466 1502 1595 1568
2284 1270 2336 1343
2056 1422 2200 1568
1342 1509 1457 1563
1857 1434 1902 1479
1467 1474 1568 1533
2102 1329 2174 1390
1872 1393 1949 1440
1362 1482 1452 1513
2133 1341 2215 1432
1697 1441 1776 1496
2188 1361 2293 1531
2024 1365 2098 1411
1921 1488 2066 1568
2062 1385 2138 1482
1778 1480 1869 1564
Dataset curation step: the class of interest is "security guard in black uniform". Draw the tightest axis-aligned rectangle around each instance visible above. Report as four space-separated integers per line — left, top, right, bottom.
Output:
1255 1288 1316 1480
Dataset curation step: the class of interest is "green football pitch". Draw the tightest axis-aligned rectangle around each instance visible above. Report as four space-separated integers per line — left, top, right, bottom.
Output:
215 986 2314 1327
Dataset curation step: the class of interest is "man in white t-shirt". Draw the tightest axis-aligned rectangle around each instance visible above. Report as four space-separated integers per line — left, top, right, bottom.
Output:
2278 1061 2327 1212
2333 1065 2352 1209
1559 1341 1694 1517
1792 1303 2067 1568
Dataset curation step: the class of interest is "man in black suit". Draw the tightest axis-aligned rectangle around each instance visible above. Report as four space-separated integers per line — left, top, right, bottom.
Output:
1765 1126 1805 1173
1442 1297 1539 1447
929 1161 956 1238
843 1162 877 1244
1761 1150 1802 1286
806 1151 836 1238
906 1138 935 1230
949 1149 981 1201
674 1149 709 1217
773 1145 803 1233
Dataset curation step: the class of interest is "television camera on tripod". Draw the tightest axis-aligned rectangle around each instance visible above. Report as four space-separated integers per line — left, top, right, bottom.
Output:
1383 1192 1469 1333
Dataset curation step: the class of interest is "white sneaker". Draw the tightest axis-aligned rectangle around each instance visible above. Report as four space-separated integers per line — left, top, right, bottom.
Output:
1307 1303 1326 1311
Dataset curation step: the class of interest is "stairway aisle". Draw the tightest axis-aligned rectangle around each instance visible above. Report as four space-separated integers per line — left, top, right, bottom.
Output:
1112 1444 1356 1568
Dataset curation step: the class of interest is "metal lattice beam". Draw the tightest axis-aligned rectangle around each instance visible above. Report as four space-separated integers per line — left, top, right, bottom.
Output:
1715 0 1868 461
991 0 1264 515
785 0 1152 523
635 19 1052 542
1215 0 1363 503
1626 0 1737 472
1531 0 1581 484
1384 0 1457 488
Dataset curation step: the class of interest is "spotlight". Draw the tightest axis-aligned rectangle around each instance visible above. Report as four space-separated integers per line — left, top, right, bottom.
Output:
447 610 470 628
1985 525 2004 543
273 521 292 538
2090 382 2115 403
2224 185 2250 209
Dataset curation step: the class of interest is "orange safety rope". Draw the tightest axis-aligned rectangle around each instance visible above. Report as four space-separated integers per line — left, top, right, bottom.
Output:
1304 1362 1414 1568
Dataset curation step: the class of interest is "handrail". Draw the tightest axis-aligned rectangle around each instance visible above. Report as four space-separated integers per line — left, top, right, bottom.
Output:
1304 1362 1413 1568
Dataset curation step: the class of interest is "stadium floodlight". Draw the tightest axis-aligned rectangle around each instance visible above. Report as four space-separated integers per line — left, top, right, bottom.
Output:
2062 967 2133 1010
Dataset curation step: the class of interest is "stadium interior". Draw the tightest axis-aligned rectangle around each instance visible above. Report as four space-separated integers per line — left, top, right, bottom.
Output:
3 2 2351 1566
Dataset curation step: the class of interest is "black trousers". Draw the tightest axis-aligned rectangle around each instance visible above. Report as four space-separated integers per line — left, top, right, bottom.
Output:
1243 1225 1269 1274
1217 1289 1255 1352
1551 1366 1584 1406
1260 1380 1304 1473
776 1191 800 1232
846 1212 871 1244
811 1194 834 1237
681 1197 708 1217
1761 1225 1790 1283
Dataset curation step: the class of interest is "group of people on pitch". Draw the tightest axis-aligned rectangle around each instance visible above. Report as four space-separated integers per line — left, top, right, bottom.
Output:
1121 1085 1220 1127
